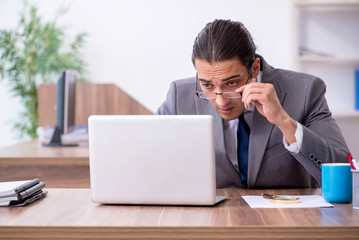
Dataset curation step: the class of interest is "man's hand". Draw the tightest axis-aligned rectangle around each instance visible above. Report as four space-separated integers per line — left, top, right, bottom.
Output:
236 81 297 144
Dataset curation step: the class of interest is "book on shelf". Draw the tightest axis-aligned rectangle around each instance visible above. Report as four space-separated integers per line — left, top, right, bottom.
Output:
0 179 47 207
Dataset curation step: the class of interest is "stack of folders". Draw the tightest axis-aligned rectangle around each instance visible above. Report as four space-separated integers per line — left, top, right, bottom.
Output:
0 178 47 207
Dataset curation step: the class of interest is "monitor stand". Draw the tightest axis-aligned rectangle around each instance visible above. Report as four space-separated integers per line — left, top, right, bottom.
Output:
42 126 79 147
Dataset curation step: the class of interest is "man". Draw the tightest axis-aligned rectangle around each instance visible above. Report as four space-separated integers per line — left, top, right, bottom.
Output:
156 19 349 188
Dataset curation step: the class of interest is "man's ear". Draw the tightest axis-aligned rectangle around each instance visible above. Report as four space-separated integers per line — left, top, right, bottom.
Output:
252 57 261 78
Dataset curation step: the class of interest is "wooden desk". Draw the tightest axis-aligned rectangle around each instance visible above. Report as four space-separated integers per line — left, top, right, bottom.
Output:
0 141 90 188
0 188 358 239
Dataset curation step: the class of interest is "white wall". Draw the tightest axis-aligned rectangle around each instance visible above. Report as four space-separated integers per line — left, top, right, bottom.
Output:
0 0 292 147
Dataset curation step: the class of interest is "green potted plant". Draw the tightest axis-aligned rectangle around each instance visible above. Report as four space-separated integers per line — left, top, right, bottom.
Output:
0 2 87 140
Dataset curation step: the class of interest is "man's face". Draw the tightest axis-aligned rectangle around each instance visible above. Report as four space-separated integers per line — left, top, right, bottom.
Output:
195 58 251 121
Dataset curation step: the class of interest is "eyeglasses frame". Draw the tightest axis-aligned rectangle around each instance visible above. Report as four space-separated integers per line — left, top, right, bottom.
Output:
195 63 254 100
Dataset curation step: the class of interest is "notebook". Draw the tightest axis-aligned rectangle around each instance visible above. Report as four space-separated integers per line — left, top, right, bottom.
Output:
88 115 227 206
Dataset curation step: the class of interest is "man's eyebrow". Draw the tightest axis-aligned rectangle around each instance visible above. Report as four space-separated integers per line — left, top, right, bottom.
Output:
222 74 241 81
198 74 241 83
198 78 211 83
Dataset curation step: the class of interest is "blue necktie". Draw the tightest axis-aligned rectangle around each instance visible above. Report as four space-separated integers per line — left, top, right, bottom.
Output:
237 114 250 184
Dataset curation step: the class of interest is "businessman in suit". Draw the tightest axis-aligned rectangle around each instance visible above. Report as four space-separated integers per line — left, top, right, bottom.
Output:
156 19 349 188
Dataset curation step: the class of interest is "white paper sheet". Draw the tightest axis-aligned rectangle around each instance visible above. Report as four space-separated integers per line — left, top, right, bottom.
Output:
242 195 334 208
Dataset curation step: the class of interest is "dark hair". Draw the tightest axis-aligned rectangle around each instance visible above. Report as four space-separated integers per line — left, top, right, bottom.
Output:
192 19 256 71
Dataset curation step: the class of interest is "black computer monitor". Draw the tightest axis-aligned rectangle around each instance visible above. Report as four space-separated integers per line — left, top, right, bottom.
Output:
43 70 78 147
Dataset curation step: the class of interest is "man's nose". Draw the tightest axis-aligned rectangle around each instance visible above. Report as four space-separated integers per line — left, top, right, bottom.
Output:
215 93 231 107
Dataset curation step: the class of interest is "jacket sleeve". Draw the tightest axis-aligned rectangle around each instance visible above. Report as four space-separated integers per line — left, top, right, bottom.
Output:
156 81 177 115
292 77 349 184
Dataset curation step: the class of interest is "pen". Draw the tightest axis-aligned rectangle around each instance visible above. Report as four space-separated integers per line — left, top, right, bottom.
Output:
10 190 48 207
347 153 356 170
14 178 40 193
17 182 45 200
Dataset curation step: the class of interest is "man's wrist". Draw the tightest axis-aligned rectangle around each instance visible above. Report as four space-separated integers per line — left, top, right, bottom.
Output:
277 115 297 144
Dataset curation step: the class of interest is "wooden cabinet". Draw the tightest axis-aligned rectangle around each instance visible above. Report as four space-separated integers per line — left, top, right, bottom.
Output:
38 83 152 127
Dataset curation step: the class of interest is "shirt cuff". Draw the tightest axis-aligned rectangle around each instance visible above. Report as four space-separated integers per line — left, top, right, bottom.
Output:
283 121 303 154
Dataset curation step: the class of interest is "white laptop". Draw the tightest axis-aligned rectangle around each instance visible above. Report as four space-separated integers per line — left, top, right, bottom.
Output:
88 115 227 206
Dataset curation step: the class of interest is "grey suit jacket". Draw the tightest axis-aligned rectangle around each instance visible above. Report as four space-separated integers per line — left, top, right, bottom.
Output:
156 56 349 188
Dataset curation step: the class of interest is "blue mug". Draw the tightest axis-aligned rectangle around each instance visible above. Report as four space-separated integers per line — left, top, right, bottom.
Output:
322 163 352 203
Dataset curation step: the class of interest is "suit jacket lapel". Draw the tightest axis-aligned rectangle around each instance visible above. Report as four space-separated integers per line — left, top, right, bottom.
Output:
247 110 273 187
247 58 286 187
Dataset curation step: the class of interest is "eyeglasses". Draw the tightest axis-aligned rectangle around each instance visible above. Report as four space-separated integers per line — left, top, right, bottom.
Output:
196 64 254 100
